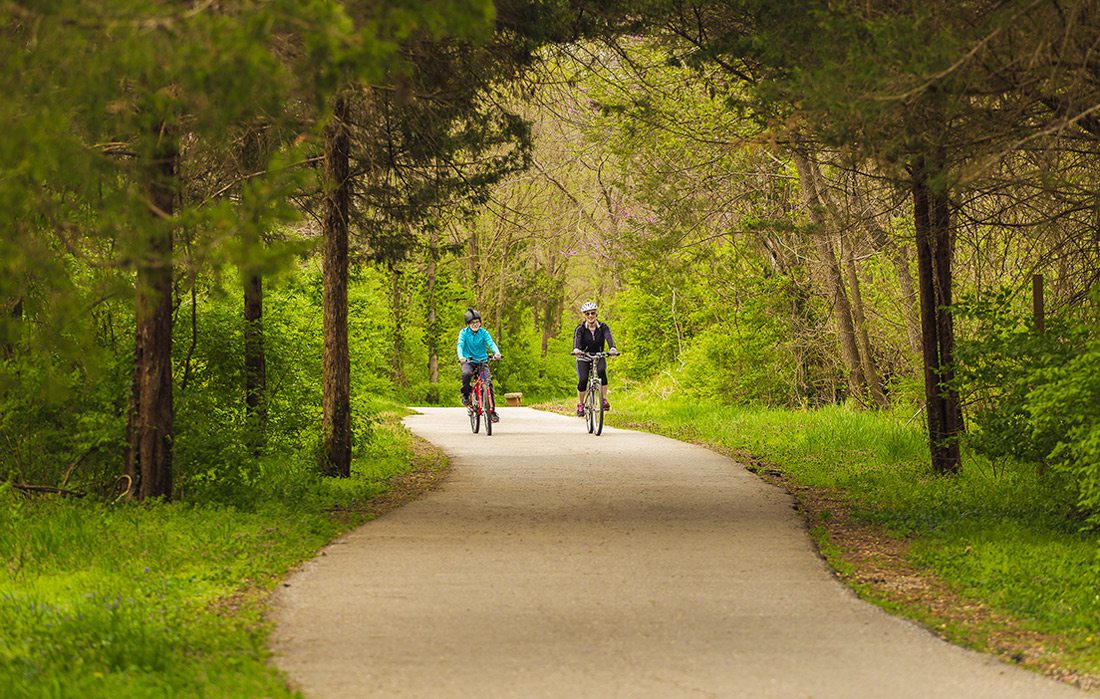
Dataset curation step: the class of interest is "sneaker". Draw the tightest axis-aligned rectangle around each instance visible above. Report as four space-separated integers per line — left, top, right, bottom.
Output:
491 411 500 423
576 403 585 417
602 400 611 411
461 394 471 407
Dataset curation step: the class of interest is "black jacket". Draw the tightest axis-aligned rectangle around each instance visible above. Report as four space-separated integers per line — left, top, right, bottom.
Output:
573 321 617 354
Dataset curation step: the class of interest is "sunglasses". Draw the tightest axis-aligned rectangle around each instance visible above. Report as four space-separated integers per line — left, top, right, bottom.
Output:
583 311 597 316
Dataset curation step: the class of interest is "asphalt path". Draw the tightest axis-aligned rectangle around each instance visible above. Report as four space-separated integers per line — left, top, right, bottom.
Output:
269 407 1088 698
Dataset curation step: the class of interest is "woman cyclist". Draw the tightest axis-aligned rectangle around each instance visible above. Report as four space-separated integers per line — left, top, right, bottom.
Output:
571 301 619 417
457 308 502 422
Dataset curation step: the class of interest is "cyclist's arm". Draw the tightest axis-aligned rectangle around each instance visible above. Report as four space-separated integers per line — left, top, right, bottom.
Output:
486 331 500 357
572 323 584 354
456 329 467 363
604 323 618 353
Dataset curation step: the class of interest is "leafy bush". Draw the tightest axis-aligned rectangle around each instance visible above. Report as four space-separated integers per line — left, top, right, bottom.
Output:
1026 338 1100 526
0 327 129 496
955 289 1100 527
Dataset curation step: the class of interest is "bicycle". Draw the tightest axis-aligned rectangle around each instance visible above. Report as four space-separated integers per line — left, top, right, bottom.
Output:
577 351 616 436
466 358 499 436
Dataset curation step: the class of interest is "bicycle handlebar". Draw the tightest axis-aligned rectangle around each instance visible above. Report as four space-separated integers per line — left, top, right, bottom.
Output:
575 351 619 361
460 356 501 364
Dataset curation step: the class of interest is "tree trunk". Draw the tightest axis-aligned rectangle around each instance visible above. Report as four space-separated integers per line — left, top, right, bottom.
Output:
803 147 886 406
494 229 512 345
854 186 922 355
243 271 266 446
841 232 888 407
391 264 406 388
893 244 922 355
125 123 177 501
2 297 21 359
911 157 963 475
240 125 267 451
425 228 440 403
541 302 554 358
790 146 867 402
468 227 480 296
321 94 352 478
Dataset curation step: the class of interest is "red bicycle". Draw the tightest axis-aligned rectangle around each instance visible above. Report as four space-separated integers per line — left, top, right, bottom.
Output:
467 359 498 435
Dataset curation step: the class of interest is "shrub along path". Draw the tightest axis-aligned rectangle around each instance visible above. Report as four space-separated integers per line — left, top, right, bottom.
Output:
270 407 1087 698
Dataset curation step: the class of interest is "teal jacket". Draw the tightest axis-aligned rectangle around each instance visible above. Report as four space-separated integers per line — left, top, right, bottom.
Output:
456 326 500 363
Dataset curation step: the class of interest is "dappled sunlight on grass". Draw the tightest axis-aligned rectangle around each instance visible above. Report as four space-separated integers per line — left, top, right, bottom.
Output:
0 410 434 697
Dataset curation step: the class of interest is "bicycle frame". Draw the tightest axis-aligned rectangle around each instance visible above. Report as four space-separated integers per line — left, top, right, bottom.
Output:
467 359 496 435
577 351 613 436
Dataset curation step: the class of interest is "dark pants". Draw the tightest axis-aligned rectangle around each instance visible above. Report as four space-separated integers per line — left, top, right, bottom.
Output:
460 361 482 397
576 357 607 392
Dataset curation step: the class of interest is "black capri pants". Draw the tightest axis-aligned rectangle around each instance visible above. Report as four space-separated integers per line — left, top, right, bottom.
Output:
576 356 607 391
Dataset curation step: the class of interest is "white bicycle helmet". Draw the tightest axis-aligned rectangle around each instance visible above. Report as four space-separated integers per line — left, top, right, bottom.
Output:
580 301 598 313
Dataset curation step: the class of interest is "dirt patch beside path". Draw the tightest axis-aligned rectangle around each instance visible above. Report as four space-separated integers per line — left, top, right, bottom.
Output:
773 475 1099 693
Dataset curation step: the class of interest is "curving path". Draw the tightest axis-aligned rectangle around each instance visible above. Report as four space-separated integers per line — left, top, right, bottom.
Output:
269 407 1088 698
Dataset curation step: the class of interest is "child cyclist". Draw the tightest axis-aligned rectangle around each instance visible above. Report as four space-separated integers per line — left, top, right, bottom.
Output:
457 308 502 422
571 301 619 417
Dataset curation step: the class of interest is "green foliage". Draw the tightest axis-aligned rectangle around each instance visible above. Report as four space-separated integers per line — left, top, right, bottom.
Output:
677 273 828 406
913 520 1100 635
0 255 132 493
1027 342 1100 526
0 491 317 697
489 316 577 402
172 264 399 505
0 352 128 494
0 408 427 697
954 290 1100 527
612 247 839 407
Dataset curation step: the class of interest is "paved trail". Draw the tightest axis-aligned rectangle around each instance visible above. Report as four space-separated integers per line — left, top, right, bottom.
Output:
270 407 1087 698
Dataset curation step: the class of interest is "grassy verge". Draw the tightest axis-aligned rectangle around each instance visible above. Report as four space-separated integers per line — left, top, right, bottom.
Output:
602 394 1100 689
0 408 447 698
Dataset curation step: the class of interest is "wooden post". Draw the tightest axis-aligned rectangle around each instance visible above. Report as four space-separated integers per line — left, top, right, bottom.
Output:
1032 273 1045 334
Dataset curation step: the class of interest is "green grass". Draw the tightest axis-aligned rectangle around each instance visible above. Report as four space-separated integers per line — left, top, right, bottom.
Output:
606 392 1100 677
0 409 441 698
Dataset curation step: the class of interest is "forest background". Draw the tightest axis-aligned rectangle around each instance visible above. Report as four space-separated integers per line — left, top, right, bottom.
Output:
3 0 1096 520
1 0 1098 695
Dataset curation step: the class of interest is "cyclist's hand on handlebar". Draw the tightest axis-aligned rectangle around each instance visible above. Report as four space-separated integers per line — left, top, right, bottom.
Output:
571 348 581 355
459 357 468 364
493 353 502 360
609 348 620 356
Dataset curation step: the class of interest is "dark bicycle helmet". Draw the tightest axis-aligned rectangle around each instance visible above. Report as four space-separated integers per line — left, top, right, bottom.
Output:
464 308 482 324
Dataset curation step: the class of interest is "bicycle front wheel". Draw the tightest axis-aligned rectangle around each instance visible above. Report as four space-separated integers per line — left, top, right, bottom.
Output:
470 386 480 434
485 383 494 436
595 391 605 436
585 387 596 434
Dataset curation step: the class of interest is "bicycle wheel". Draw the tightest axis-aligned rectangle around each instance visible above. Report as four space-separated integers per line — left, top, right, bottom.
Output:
594 389 605 436
469 383 480 434
585 386 596 434
485 382 494 436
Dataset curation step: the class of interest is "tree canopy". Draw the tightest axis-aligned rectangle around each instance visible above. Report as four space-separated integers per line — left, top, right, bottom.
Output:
1 0 1096 522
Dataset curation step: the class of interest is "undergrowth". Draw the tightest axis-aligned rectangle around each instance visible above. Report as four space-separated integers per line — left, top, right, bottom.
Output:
0 407 433 698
